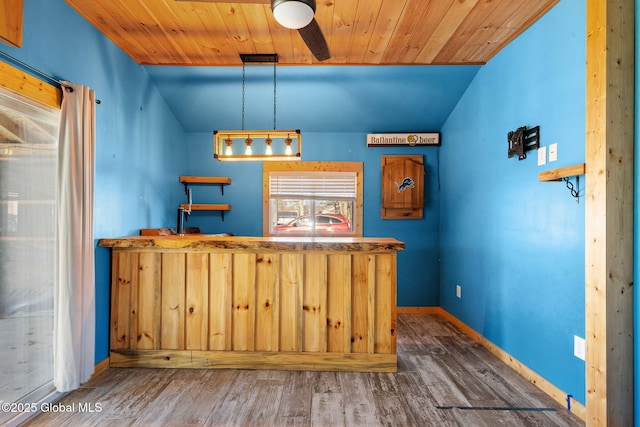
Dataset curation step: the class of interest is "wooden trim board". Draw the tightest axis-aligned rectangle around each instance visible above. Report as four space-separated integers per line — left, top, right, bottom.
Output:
110 350 397 372
0 59 61 108
89 358 110 381
396 306 442 314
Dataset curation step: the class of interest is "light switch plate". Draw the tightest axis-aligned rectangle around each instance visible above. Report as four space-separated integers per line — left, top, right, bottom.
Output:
538 146 546 166
574 335 585 361
549 143 558 162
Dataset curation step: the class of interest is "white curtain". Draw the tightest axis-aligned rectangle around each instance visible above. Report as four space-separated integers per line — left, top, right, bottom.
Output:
54 82 96 392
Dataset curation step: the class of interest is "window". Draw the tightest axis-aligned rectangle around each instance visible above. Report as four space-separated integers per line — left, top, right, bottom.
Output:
263 162 363 236
0 77 61 424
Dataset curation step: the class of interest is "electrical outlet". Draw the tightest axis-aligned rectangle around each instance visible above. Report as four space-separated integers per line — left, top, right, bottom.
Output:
574 335 585 361
456 285 461 299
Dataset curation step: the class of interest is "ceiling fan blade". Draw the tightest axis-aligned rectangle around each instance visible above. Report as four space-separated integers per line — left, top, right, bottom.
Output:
298 18 331 61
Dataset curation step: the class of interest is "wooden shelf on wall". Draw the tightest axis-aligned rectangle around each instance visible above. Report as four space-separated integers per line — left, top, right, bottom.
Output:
178 176 232 221
538 163 585 182
179 203 231 211
179 176 231 185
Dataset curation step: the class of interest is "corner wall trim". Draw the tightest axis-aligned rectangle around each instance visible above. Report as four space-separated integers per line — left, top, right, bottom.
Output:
401 307 586 421
89 357 110 381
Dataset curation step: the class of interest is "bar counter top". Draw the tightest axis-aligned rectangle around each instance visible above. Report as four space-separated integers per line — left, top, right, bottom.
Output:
98 235 405 253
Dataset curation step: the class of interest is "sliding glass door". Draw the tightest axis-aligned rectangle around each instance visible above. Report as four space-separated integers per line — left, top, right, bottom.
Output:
0 86 60 424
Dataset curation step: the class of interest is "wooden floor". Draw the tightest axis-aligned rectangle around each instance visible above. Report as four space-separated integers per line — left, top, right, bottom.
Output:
22 314 584 426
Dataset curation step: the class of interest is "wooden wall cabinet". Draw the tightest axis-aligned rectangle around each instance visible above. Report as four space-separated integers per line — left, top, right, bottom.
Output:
381 155 424 219
0 0 23 47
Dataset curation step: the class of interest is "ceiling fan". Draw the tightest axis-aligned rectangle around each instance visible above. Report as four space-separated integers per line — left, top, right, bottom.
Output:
202 0 331 61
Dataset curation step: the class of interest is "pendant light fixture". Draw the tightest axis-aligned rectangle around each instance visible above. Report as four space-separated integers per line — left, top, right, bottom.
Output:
214 54 302 161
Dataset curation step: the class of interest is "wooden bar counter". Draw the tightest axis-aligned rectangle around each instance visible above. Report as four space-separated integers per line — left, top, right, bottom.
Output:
98 235 405 372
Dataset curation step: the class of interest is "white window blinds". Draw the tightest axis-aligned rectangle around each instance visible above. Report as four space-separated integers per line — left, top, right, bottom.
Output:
269 171 357 199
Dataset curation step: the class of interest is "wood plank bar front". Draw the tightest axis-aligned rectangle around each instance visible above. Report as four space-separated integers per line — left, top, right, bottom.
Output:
99 235 404 372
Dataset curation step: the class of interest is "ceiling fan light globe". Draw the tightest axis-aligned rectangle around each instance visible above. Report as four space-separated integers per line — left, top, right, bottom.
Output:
272 0 315 30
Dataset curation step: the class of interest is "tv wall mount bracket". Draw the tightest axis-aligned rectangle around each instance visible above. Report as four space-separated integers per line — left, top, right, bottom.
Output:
507 125 540 160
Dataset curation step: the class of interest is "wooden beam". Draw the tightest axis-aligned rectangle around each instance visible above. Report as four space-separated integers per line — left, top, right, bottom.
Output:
585 0 634 425
0 60 61 109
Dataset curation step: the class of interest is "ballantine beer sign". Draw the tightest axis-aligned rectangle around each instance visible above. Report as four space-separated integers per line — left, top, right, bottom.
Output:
366 133 440 147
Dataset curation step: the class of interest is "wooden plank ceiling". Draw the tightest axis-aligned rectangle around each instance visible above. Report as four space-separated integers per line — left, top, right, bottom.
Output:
64 0 559 66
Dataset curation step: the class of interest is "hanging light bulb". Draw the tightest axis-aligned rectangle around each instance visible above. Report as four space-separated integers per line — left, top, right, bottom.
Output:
225 137 234 155
245 137 253 155
284 136 293 155
265 136 273 155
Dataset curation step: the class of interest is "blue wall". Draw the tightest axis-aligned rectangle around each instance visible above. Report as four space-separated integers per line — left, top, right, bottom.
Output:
439 0 586 404
2 0 188 363
144 64 480 133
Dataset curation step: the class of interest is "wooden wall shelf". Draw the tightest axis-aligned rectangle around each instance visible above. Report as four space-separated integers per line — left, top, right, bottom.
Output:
179 176 231 185
179 176 231 195
179 176 232 221
180 203 231 211
538 163 585 182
